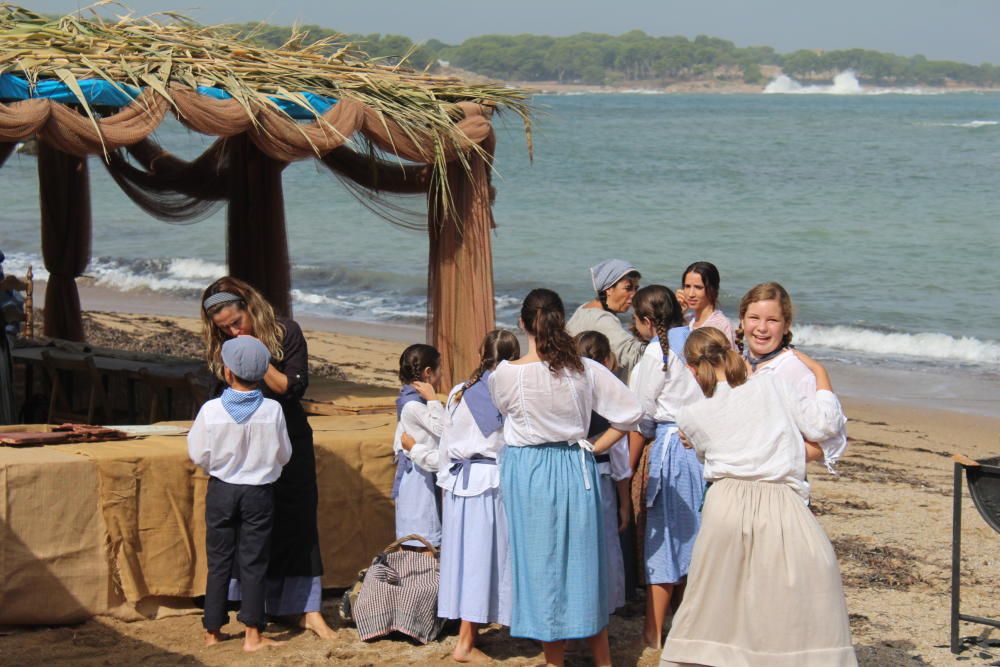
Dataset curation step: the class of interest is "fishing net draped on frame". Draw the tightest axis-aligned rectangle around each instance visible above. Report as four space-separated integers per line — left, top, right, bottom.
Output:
0 5 531 386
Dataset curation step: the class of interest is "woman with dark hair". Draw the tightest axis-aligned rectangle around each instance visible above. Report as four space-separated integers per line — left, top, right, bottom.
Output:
678 261 735 348
567 258 646 377
489 288 643 667
200 276 334 639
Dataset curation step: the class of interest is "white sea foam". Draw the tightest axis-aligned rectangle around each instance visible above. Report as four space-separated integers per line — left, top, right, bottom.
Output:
165 257 227 281
923 120 999 128
87 257 224 293
764 70 933 96
0 252 49 281
797 324 1000 366
6 250 998 368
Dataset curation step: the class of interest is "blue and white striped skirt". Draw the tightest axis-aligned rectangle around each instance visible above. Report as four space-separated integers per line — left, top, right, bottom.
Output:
598 471 626 613
500 442 608 641
644 423 704 585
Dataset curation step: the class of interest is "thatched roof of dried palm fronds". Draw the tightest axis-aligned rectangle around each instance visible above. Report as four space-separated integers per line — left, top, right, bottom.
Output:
0 3 532 206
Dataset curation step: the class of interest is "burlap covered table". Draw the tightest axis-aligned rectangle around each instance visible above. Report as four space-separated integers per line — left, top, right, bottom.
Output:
0 415 395 624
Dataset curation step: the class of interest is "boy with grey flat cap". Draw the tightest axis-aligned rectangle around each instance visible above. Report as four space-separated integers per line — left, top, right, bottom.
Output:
188 336 292 651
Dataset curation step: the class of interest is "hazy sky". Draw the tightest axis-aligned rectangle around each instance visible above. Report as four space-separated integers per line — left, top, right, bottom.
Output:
26 0 1000 64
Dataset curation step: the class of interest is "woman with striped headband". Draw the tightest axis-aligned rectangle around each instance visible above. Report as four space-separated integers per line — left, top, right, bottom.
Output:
200 276 334 639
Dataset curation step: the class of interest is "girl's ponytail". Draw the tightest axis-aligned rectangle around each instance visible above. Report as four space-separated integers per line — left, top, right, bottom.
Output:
684 327 748 397
521 289 584 375
454 329 520 403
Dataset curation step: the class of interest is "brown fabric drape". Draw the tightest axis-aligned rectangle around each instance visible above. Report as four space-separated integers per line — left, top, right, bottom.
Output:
427 128 498 388
320 145 432 195
0 88 492 164
226 134 292 317
37 141 91 341
0 89 499 383
104 138 228 223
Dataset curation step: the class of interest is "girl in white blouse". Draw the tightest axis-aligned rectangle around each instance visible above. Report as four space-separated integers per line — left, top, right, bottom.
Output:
489 288 642 667
627 285 705 650
661 327 856 667
435 329 519 662
736 282 848 473
393 344 445 548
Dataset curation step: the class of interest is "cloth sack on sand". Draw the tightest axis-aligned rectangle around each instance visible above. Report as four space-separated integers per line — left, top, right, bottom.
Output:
352 534 443 644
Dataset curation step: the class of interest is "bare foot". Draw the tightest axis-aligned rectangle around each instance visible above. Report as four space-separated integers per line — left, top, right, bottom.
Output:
301 611 337 640
204 630 226 646
244 636 285 652
452 646 491 663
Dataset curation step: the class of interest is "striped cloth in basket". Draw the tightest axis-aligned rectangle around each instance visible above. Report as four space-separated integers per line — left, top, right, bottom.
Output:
353 534 444 644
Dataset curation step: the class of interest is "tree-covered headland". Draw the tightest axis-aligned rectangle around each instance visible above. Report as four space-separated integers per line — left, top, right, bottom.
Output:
235 24 1000 88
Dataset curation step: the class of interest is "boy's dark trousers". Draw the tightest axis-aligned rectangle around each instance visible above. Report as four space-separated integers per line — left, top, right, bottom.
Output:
203 477 274 631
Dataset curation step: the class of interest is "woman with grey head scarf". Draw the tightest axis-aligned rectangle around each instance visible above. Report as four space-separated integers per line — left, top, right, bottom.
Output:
566 258 647 378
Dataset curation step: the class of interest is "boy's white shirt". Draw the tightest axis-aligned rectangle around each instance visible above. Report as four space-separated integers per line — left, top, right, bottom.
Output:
187 397 292 485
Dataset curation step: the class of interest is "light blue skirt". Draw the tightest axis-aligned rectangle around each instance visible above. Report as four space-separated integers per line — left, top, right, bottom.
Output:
395 455 442 547
501 442 608 641
645 423 704 585
598 472 626 613
437 487 511 625
228 575 322 615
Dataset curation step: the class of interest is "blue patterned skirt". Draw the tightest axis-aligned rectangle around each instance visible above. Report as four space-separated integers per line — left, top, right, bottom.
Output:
644 423 705 585
500 442 607 641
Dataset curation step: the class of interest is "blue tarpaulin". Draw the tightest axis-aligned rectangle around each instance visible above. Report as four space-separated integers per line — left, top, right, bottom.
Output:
0 74 337 120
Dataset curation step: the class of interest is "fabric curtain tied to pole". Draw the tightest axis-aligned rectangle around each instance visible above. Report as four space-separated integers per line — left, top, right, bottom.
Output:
37 141 91 342
0 87 498 386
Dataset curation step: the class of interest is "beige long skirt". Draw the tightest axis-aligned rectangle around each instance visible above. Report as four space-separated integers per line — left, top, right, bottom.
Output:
660 478 858 667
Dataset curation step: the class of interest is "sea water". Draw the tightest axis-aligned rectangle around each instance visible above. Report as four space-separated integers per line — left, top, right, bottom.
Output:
2 88 999 378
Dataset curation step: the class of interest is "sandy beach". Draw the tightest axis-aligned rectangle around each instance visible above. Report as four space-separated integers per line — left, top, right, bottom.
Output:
2 286 999 666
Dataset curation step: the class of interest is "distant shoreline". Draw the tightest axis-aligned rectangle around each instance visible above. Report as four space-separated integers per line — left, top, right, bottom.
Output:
506 79 1000 95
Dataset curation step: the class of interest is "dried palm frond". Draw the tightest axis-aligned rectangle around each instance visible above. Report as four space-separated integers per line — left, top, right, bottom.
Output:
0 3 533 219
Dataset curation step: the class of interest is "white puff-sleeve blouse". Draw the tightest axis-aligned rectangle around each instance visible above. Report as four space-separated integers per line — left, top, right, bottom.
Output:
755 349 849 473
435 383 505 496
675 373 846 502
628 341 704 438
489 358 643 447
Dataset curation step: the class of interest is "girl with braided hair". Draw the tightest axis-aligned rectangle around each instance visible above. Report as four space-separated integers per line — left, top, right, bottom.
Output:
393 344 445 548
662 327 855 667
627 284 705 650
434 329 520 662
490 288 642 666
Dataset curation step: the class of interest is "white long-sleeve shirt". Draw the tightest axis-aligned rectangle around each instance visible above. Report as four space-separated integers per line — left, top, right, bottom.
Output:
489 358 643 446
628 340 704 437
187 398 292 485
755 349 849 473
436 384 504 496
393 399 446 472
675 374 846 502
